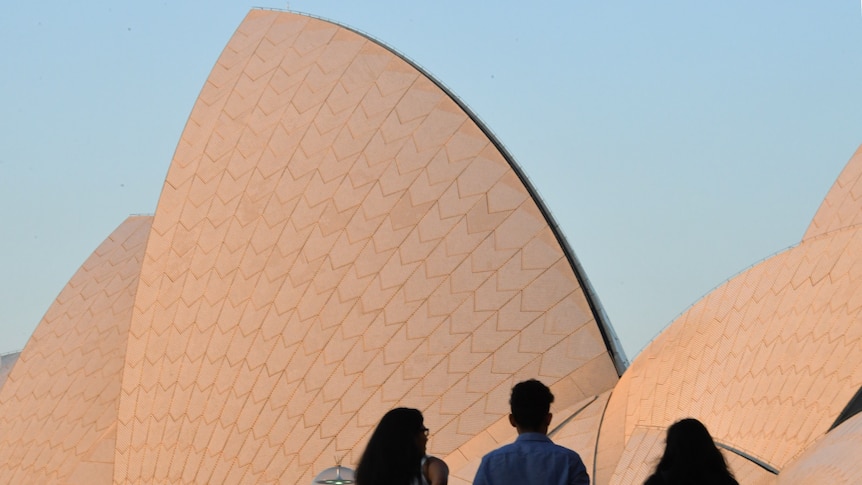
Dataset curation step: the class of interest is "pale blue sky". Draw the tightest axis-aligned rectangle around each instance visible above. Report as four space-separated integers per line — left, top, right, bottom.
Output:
1 1 860 360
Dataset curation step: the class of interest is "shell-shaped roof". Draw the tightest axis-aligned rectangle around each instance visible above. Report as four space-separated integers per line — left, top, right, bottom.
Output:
114 9 620 484
599 225 862 475
601 425 777 485
597 145 862 483
24 8 862 485
777 411 862 484
804 145 862 240
0 216 151 484
2 7 860 485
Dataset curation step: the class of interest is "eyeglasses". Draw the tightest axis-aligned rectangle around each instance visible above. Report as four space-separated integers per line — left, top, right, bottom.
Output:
420 427 429 437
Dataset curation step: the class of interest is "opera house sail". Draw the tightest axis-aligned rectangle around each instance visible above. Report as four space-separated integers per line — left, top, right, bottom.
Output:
595 146 862 484
1 7 861 485
0 9 623 484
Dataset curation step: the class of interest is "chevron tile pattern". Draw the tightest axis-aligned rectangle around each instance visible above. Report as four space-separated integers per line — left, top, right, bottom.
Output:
723 452 778 485
605 426 776 485
550 391 611 480
4 7 859 485
603 225 862 471
594 141 862 483
607 426 664 484
443 386 611 485
0 216 151 484
111 10 618 484
778 411 862 483
804 145 862 240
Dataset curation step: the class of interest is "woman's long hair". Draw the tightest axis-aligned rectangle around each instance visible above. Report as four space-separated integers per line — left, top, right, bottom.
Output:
645 418 738 485
355 408 425 485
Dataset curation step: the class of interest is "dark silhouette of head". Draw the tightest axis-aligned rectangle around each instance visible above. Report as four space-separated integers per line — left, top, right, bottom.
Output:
645 418 738 485
355 407 426 485
509 379 554 432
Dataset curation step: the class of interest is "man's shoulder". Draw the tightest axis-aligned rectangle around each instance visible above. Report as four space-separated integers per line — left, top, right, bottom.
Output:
482 441 520 458
482 435 582 458
537 440 584 462
522 434 580 451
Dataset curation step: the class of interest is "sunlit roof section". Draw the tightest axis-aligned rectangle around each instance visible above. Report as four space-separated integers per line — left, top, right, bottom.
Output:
0 216 150 484
594 144 862 483
113 9 620 484
804 145 862 240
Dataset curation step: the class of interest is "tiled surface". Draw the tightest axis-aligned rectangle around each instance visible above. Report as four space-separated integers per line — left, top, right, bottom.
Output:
5 7 856 484
595 145 862 483
550 390 611 480
0 217 151 484
594 369 630 484
804 145 862 240
605 225 862 470
114 9 619 484
606 426 776 485
778 411 862 484
727 453 779 485
444 388 610 485
607 426 664 485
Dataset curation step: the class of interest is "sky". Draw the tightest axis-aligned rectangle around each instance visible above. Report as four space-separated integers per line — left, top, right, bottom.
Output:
1 1 861 361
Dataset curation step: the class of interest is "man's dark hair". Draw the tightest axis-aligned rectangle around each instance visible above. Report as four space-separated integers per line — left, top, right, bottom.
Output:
509 379 554 430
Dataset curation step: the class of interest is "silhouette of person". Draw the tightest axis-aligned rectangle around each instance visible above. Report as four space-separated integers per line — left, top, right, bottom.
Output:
473 379 589 485
644 418 739 485
355 407 448 485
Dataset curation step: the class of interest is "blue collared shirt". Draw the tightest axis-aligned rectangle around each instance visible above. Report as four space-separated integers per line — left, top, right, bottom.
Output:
473 433 590 485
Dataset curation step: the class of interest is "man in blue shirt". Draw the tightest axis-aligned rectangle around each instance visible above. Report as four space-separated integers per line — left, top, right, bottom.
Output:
473 379 590 485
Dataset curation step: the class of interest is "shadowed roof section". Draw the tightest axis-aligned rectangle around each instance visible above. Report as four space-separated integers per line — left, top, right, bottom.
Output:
0 352 20 392
114 9 621 484
0 216 151 484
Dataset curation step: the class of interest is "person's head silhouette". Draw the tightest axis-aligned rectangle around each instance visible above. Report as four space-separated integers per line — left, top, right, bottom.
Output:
645 418 738 485
509 379 554 433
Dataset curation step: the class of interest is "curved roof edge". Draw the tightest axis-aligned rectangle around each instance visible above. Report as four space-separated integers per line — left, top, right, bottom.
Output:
803 143 862 241
276 8 629 374
648 219 862 358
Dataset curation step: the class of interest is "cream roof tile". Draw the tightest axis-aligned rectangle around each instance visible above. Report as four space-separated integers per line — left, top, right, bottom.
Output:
0 217 149 484
602 219 862 477
0 9 627 484
804 145 862 240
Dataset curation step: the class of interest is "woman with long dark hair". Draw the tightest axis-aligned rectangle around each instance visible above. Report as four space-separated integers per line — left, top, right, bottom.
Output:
355 407 448 485
644 418 738 485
